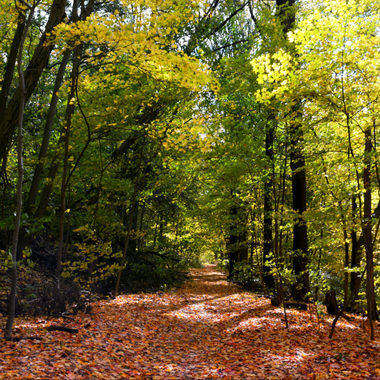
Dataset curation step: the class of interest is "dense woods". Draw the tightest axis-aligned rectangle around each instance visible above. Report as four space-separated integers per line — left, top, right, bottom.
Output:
1 0 380 344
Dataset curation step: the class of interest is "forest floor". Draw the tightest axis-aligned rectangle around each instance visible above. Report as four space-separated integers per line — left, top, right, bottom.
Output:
1 264 380 379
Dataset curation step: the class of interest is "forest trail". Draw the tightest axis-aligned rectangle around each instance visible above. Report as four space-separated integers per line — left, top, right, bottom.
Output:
1 264 380 379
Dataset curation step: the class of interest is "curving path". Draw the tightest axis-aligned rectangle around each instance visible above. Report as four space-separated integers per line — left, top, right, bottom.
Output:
1 264 379 379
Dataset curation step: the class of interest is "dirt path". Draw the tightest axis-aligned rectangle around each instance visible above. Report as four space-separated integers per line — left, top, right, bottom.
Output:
1 264 380 379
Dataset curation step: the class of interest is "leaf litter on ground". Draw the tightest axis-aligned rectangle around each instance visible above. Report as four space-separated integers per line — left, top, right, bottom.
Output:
1 264 380 379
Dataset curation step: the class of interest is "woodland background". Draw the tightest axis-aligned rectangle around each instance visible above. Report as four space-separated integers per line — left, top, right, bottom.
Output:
1 0 380 340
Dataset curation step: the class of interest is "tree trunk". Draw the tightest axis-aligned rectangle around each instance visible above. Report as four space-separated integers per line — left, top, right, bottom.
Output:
228 204 239 279
0 19 25 118
343 227 349 306
239 228 248 262
26 49 72 214
4 5 35 341
16 50 72 261
263 125 275 288
325 290 339 315
363 127 376 339
350 197 362 310
276 0 309 301
54 7 81 298
114 138 145 296
290 121 309 300
0 0 67 160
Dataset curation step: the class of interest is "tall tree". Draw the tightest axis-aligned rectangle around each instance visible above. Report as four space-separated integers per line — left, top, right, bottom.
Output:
277 0 309 300
4 0 35 341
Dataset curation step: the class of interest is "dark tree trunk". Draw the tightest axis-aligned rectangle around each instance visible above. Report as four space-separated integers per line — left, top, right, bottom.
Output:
0 0 67 160
263 126 275 288
363 127 377 339
343 227 350 306
350 197 362 310
276 0 309 301
0 19 25 118
238 228 248 262
228 205 239 279
4 4 35 341
325 290 339 315
349 197 380 315
290 122 309 300
276 0 296 34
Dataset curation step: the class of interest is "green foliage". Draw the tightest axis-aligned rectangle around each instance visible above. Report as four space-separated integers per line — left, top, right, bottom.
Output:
120 253 188 292
0 249 12 272
231 260 260 285
61 225 122 287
